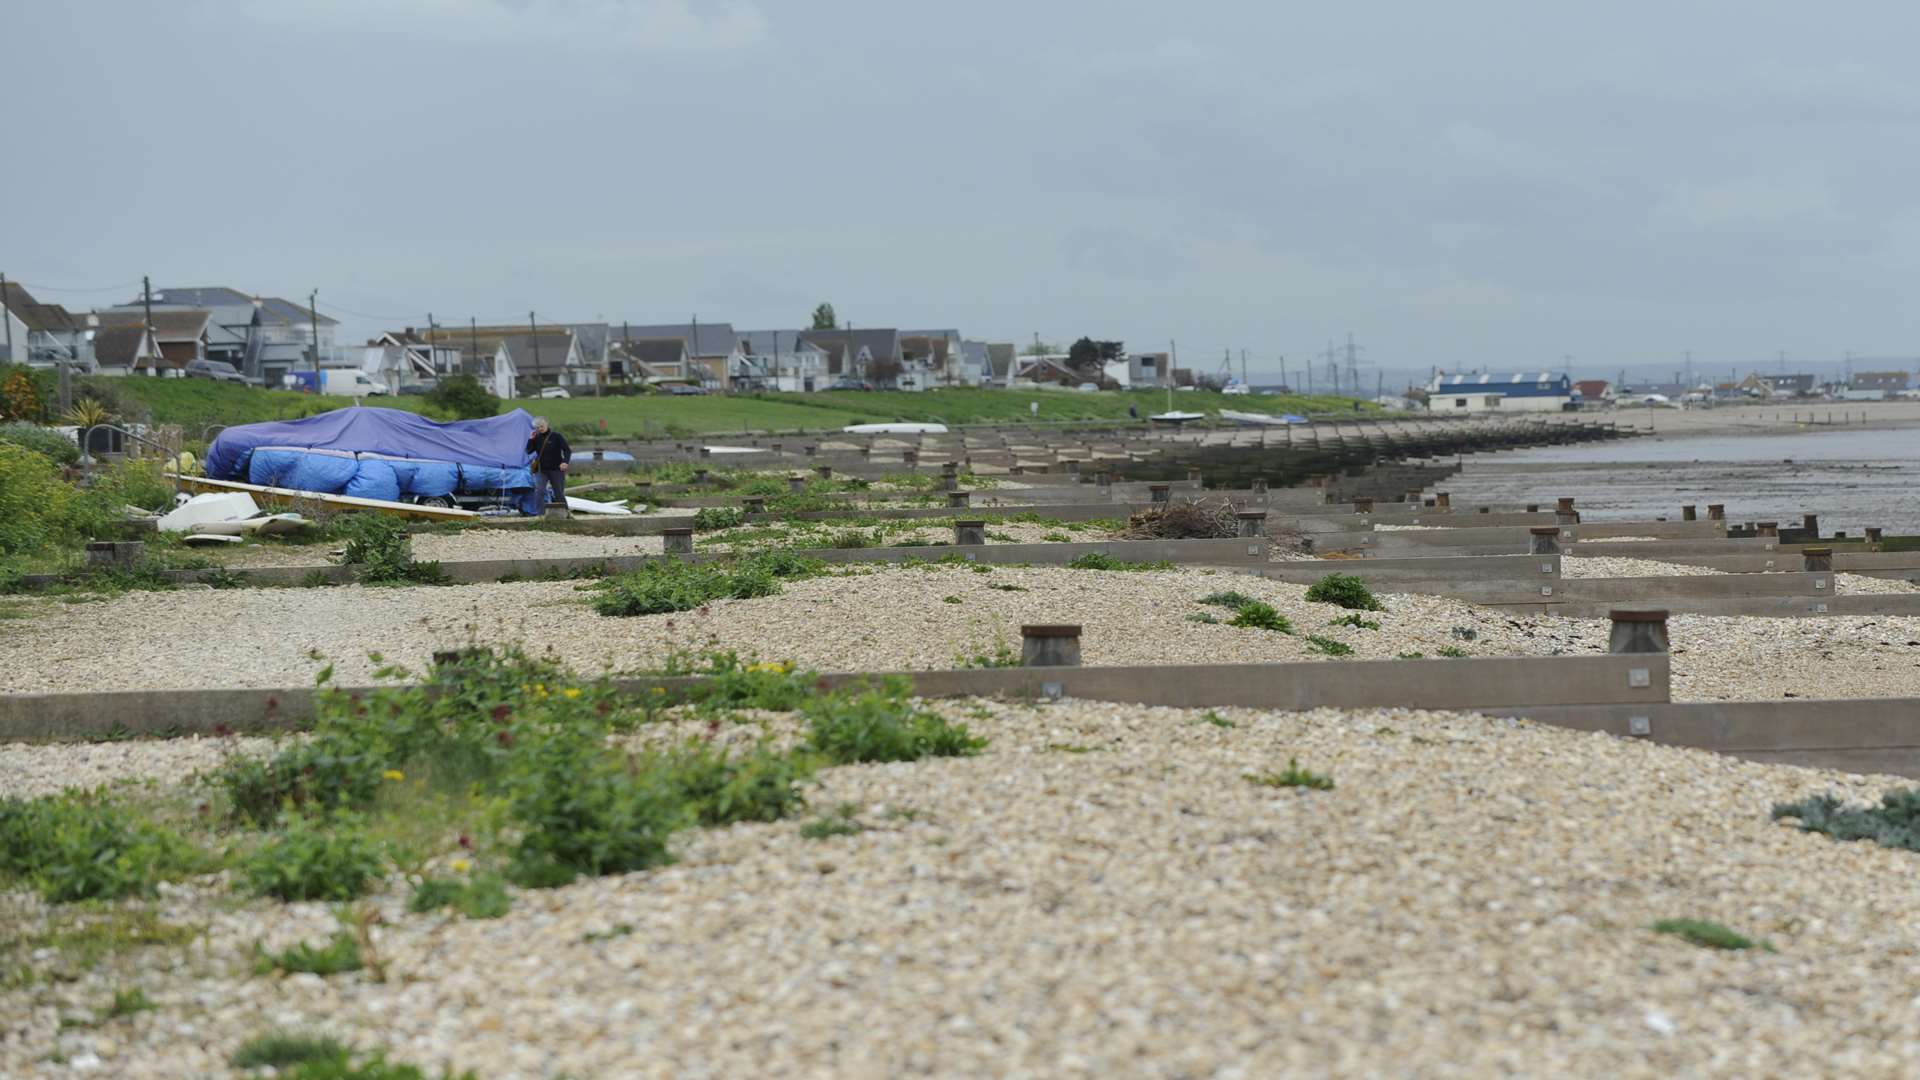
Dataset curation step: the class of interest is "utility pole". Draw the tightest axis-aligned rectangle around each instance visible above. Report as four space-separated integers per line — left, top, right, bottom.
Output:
622 320 632 387
308 289 321 380
530 311 542 389
1240 348 1247 387
1344 332 1361 394
427 312 439 376
691 313 700 387
471 317 480 382
142 276 155 375
1278 355 1288 392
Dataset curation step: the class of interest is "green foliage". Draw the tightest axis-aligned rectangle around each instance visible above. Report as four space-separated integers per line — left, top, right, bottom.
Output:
665 652 819 712
1328 613 1381 630
802 683 988 764
811 302 837 330
1396 651 1426 660
0 442 79 556
239 814 387 902
1197 590 1257 609
1227 601 1294 633
799 804 865 840
658 743 812 827
255 932 363 976
337 515 445 585
105 987 155 1018
0 366 48 422
0 790 203 902
956 637 1021 668
1435 646 1469 658
1065 552 1172 571
408 874 510 920
499 726 687 888
233 1032 352 1070
1773 788 1920 853
1304 634 1354 656
1651 918 1771 951
692 506 745 531
0 421 79 464
590 551 825 616
1200 710 1235 729
1184 611 1221 624
1245 758 1335 791
1304 573 1384 611
987 582 1028 592
424 374 501 421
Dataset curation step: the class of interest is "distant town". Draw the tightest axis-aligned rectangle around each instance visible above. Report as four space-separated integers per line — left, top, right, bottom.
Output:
4 277 1915 412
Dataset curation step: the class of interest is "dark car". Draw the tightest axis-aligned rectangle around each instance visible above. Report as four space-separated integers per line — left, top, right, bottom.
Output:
823 379 875 391
665 384 712 395
185 358 248 384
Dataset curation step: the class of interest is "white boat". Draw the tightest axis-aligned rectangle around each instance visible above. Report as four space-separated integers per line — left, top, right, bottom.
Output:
841 422 949 434
1219 410 1309 426
1148 411 1206 424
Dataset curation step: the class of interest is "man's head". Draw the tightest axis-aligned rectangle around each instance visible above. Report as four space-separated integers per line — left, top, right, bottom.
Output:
533 417 549 433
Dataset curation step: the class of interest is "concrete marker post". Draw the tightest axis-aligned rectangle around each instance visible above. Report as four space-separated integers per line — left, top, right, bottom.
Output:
1802 513 1820 538
813 465 832 480
1757 522 1779 538
1528 527 1561 555
1802 546 1834 573
743 496 767 514
663 528 694 556
1236 510 1268 537
1681 505 1696 521
1021 624 1082 667
1866 526 1885 550
787 475 806 494
954 519 987 545
1435 492 1451 508
1707 504 1725 521
1148 483 1171 505
1188 468 1204 490
947 490 971 509
1353 497 1374 514
1608 609 1670 654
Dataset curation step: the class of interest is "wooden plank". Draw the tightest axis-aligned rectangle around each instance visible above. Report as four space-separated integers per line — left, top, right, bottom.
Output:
170 474 479 521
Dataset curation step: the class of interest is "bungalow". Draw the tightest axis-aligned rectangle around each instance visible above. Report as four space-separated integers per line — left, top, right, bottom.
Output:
96 309 212 375
1428 373 1574 413
501 332 591 392
902 329 968 388
618 323 741 389
613 338 691 383
1573 379 1613 406
799 328 905 387
985 343 1017 387
738 330 830 392
1852 371 1910 394
1102 352 1172 389
88 323 164 376
0 282 89 370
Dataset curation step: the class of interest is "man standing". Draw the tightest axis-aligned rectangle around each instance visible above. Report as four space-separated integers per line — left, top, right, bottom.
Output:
526 417 571 513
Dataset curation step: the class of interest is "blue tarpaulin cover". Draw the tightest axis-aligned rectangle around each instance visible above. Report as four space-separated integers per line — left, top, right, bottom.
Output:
207 407 540 512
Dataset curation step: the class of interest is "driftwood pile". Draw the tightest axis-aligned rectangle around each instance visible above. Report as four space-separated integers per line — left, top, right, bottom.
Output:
1122 498 1238 540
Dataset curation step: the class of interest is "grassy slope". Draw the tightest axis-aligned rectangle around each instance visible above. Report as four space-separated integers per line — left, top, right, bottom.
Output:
103 378 1371 438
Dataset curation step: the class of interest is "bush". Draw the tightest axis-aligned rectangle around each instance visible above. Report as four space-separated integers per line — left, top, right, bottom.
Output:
1065 552 1172 571
0 790 203 902
1303 634 1354 656
1197 590 1256 609
0 421 79 464
591 551 824 616
337 515 444 585
408 874 510 919
254 931 363 975
0 442 78 556
1304 573 1384 611
692 506 745 531
1227 601 1293 633
500 729 688 888
424 375 500 421
658 744 812 826
230 1032 474 1080
1245 758 1335 791
240 813 387 902
1773 788 1920 851
1328 613 1380 630
802 683 987 764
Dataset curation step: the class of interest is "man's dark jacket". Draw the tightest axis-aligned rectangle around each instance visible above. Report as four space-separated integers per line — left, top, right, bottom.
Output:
526 429 572 471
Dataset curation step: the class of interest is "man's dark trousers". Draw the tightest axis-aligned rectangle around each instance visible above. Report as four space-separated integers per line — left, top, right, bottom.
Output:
534 469 566 510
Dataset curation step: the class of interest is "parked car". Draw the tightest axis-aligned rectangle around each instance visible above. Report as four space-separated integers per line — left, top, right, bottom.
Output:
185 358 248 384
538 386 571 399
665 384 711 396
823 379 875 391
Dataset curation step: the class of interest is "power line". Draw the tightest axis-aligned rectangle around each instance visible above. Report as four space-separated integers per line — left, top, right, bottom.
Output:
19 278 142 295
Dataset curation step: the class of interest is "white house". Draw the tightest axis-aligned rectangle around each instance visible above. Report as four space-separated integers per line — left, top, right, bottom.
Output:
1428 373 1574 413
739 330 831 391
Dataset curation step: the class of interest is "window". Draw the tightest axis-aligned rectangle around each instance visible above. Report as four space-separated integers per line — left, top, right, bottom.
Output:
1488 398 1501 407
1454 398 1468 408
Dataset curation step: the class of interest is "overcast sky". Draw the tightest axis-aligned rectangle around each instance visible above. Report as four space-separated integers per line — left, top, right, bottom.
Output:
7 0 1918 386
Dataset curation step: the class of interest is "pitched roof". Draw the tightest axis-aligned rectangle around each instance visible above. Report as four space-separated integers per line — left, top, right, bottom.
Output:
736 329 828 356
617 338 687 368
146 286 252 308
986 343 1016 377
799 328 901 374
618 322 738 358
254 296 338 327
97 308 212 341
500 333 578 375
0 282 81 333
91 324 153 367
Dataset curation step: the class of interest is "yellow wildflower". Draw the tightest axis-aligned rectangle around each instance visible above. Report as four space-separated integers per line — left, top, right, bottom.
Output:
533 683 547 697
450 858 471 873
562 687 582 699
650 687 666 695
382 769 405 782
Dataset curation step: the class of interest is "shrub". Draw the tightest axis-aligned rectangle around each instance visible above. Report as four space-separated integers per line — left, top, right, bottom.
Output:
1197 590 1257 609
407 874 510 920
424 375 500 421
230 1033 474 1079
675 652 817 712
1304 573 1384 611
1773 788 1920 852
659 743 811 827
1435 645 1469 658
692 506 745 531
105 987 155 1018
232 1032 352 1070
1065 552 1172 571
1304 634 1354 656
239 814 387 902
802 683 987 764
0 442 78 556
254 932 363 976
1245 758 1335 791
500 728 688 888
1228 601 1294 633
0 366 47 422
591 551 824 616
337 515 443 585
956 638 1020 668
799 804 865 840
0 421 79 464
1328 613 1381 630
1651 918 1771 951
0 790 203 902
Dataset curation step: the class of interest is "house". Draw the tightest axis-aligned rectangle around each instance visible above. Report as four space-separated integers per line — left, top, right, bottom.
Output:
500 332 590 392
799 328 906 387
0 282 89 370
104 287 340 387
613 339 691 383
96 309 212 374
1852 371 1910 394
617 323 741 389
1428 372 1574 413
1012 355 1084 387
738 330 830 392
902 329 968 387
986 343 1017 387
372 329 464 382
1762 373 1817 397
959 341 990 388
1101 351 1172 389
1573 379 1613 406
88 323 164 376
